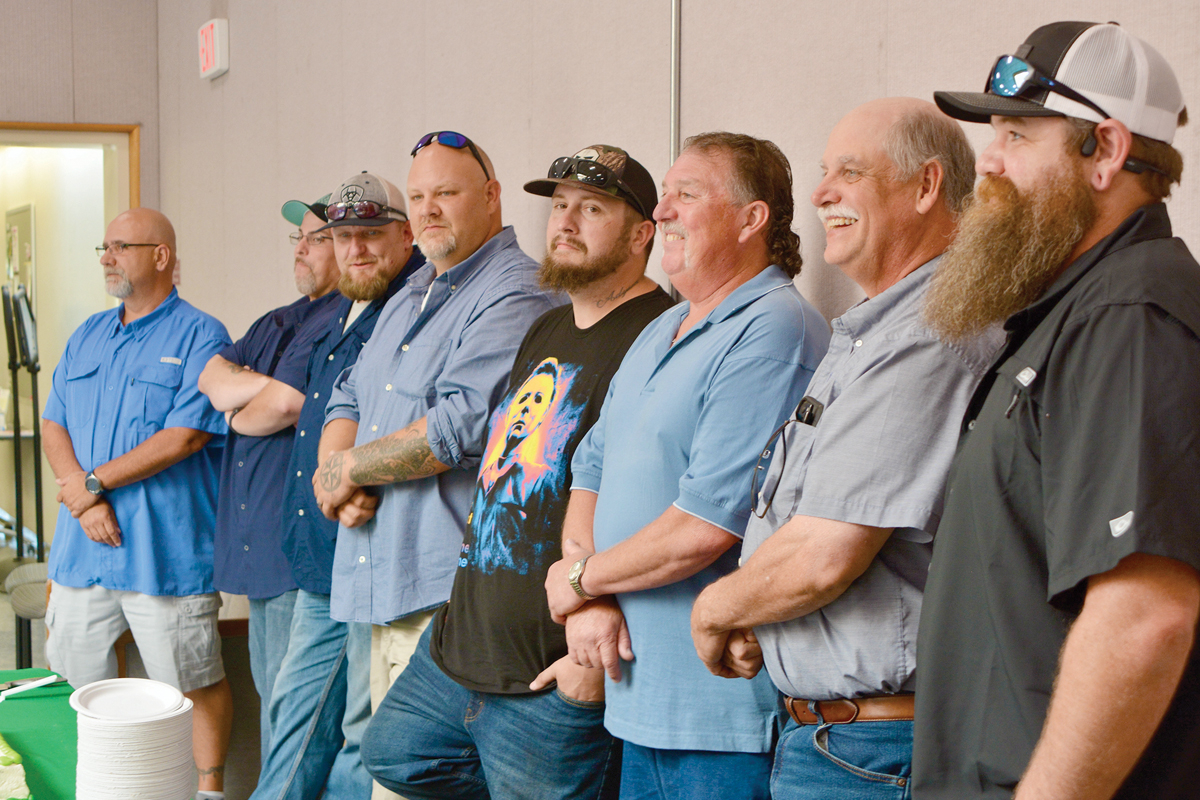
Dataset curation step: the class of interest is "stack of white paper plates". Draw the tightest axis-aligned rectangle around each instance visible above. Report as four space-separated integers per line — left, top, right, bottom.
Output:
70 679 194 800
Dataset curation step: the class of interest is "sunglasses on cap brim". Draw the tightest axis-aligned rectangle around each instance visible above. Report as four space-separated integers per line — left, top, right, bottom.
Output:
547 156 651 219
411 131 492 181
988 55 1168 177
325 201 407 222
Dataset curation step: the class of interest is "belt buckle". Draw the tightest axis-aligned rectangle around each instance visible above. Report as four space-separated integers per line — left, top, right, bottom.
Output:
825 698 860 724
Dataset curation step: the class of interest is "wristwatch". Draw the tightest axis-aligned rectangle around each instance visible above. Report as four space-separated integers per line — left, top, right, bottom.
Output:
84 470 105 496
567 555 596 601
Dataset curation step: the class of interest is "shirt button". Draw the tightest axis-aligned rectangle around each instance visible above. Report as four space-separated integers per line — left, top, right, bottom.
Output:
300 430 306 437
401 344 409 352
450 285 456 291
358 556 366 563
296 470 302 477
313 392 320 399
854 339 863 348
240 504 246 510
243 545 250 551
385 384 392 391
328 354 335 361
298 509 305 516
238 461 243 467
967 420 976 430
371 425 378 432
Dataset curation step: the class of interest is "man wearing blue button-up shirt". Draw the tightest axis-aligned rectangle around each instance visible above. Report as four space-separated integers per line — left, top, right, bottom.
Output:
543 133 830 800
43 207 234 798
314 136 563 744
197 195 341 764
689 100 1002 800
238 175 425 800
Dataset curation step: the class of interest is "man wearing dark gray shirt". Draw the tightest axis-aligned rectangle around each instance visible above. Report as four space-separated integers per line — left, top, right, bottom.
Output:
690 98 1002 800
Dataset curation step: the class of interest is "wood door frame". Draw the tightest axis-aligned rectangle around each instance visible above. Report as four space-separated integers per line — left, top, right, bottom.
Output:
0 122 140 207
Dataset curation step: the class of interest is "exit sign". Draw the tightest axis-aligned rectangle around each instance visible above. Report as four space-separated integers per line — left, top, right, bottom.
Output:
198 19 229 80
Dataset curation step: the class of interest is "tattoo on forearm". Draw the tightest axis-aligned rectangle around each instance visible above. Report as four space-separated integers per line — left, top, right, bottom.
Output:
319 452 345 492
349 428 441 485
226 362 247 374
197 765 225 777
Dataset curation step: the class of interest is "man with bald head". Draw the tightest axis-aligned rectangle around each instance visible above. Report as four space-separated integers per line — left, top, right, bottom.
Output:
313 133 561 771
688 100 1002 799
43 207 234 798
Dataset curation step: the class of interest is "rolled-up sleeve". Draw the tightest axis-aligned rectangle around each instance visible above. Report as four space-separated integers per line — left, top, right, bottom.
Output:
163 323 230 434
325 363 361 425
427 287 556 469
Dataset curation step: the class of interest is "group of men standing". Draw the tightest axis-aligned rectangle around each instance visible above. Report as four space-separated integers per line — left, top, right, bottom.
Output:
37 18 1200 800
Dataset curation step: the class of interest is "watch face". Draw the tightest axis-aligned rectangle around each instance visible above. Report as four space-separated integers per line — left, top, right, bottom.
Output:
85 474 102 494
568 560 583 581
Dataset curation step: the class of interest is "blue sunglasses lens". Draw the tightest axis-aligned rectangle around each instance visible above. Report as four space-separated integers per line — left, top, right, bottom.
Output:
990 56 1032 97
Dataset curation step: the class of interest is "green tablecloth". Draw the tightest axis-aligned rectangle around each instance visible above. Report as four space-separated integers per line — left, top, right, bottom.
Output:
0 669 75 800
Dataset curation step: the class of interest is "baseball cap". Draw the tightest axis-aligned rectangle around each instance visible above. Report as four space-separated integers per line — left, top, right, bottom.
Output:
317 171 408 231
935 21 1185 144
281 194 330 226
524 145 658 221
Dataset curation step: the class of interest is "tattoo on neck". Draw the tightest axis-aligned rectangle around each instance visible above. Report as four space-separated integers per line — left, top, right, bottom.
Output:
319 452 344 492
595 279 639 307
349 427 441 485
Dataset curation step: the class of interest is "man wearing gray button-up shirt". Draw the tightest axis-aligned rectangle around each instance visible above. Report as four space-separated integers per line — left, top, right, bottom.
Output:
690 99 1002 800
315 135 563 754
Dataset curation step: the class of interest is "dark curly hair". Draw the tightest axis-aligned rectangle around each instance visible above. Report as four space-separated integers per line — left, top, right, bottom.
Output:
683 132 803 278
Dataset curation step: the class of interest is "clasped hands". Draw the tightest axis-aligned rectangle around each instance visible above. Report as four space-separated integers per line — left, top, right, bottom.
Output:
312 449 379 528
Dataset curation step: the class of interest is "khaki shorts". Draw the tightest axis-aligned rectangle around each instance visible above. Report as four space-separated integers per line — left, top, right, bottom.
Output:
45 582 225 693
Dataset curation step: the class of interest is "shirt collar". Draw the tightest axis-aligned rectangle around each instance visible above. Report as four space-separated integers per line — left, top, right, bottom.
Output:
408 225 519 291
1005 202 1172 334
116 288 181 340
833 256 938 339
671 264 796 331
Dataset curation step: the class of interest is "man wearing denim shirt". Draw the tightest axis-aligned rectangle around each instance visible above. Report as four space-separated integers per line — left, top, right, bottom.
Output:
241 178 425 800
314 133 563 769
544 132 830 800
690 100 1003 800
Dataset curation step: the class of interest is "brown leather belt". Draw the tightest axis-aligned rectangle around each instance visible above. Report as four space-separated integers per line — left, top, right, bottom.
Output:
785 694 914 725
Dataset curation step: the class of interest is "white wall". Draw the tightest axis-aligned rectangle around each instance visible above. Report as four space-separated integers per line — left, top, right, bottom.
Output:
154 0 1200 339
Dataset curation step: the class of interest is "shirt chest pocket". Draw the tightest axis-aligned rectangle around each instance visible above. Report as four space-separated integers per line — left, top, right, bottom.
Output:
132 363 183 433
64 360 102 429
392 340 450 401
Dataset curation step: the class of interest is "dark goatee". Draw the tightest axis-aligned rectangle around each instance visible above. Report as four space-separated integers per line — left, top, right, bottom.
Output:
538 228 631 293
924 164 1097 341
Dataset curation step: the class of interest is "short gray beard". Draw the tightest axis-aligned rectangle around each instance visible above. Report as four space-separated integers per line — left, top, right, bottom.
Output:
418 229 458 263
106 272 133 299
294 269 317 297
924 162 1097 342
538 225 632 293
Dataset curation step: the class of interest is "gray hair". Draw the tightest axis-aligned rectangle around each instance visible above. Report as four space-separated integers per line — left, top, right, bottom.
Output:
883 108 975 214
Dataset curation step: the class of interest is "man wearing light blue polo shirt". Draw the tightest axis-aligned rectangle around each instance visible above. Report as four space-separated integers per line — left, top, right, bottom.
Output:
544 132 830 800
43 207 233 799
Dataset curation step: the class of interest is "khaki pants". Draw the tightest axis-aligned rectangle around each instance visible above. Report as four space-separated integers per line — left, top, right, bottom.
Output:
369 608 437 800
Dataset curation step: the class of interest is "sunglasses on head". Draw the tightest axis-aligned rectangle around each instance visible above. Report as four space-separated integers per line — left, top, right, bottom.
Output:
411 131 491 181
325 200 407 222
548 156 650 219
988 55 1167 177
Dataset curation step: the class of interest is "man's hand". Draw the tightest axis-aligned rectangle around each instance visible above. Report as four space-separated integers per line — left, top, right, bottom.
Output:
337 488 379 528
529 654 606 702
693 624 763 680
545 538 595 622
79 501 121 547
56 470 99 518
563 597 634 682
313 450 359 519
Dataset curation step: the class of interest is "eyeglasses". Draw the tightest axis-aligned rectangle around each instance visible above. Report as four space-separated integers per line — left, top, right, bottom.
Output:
96 242 161 256
288 231 332 247
548 156 650 219
324 201 408 223
751 419 791 520
411 131 492 181
988 55 1168 177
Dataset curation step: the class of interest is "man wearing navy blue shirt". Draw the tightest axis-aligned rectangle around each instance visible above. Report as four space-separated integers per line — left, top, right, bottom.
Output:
197 194 341 763
241 175 425 800
43 207 234 799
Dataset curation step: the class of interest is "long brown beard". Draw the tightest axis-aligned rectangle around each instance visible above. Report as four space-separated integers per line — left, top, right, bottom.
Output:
538 224 633 293
924 163 1097 341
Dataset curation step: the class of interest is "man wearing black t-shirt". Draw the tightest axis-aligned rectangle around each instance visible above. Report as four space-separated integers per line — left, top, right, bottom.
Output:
362 145 674 799
917 22 1200 800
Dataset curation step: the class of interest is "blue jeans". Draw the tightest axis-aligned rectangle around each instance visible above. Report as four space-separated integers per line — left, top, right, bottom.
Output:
771 718 912 800
249 589 372 800
248 589 298 761
618 742 772 800
361 626 619 800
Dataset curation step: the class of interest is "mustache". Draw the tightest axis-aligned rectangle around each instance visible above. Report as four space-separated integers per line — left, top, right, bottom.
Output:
816 204 859 224
549 234 587 254
660 221 686 238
